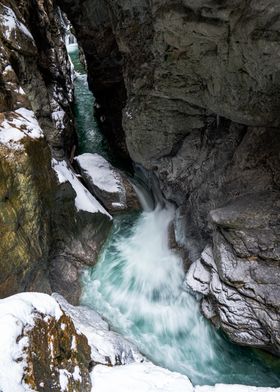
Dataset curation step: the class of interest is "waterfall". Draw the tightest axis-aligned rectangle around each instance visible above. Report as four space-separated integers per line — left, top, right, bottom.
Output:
81 186 280 387
67 44 280 389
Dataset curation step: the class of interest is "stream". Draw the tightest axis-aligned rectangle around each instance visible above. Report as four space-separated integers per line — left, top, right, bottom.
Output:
69 45 280 388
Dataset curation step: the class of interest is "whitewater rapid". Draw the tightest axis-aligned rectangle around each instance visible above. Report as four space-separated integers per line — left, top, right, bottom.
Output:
81 201 280 386
68 46 280 388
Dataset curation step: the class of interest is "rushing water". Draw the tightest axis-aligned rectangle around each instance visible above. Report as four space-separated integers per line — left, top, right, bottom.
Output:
69 46 280 388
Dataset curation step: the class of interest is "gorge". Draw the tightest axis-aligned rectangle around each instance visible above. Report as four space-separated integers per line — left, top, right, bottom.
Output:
0 0 280 391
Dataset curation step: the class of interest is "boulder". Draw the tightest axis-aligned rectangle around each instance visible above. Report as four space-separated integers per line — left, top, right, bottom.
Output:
75 153 140 213
50 159 113 305
0 292 91 392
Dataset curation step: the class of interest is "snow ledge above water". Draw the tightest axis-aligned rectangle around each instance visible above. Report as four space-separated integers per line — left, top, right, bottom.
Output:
52 159 112 218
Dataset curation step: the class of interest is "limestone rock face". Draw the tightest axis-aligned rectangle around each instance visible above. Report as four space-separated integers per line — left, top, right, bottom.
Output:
187 192 280 354
75 153 140 213
59 0 280 352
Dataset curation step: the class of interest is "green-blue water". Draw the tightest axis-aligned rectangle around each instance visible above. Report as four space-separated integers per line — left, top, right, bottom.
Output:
69 46 109 158
69 46 280 388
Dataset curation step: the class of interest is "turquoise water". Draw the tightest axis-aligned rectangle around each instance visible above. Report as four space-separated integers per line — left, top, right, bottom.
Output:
69 47 109 158
69 47 280 388
81 206 280 387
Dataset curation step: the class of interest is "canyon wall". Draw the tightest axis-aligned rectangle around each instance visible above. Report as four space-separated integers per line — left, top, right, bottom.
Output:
59 0 280 354
0 0 111 303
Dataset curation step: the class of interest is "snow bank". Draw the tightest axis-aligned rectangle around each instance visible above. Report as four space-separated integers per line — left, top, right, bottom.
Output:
0 293 62 392
196 386 280 392
92 362 280 392
92 362 193 392
0 108 44 149
52 159 112 218
53 293 142 366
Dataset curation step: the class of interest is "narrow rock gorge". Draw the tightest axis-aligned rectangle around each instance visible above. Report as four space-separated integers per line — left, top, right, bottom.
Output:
1 0 280 391
58 0 280 355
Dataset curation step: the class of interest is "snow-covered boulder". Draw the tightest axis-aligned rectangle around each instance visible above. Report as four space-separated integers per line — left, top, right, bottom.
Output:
75 153 140 213
50 159 113 304
0 293 91 392
53 293 143 366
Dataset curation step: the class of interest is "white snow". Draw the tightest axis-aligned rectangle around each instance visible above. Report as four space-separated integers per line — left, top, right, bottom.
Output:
0 293 62 392
73 366 82 382
0 5 34 42
53 293 143 366
75 153 124 195
0 292 279 392
0 108 44 149
59 369 70 392
195 386 280 392
91 362 280 392
52 159 112 218
91 362 194 392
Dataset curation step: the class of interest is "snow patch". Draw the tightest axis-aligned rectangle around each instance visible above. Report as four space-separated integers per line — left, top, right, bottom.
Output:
195 386 280 392
52 159 112 218
59 369 70 392
75 153 126 205
53 293 142 366
0 108 44 149
92 362 193 392
0 293 62 392
0 4 34 42
92 362 280 392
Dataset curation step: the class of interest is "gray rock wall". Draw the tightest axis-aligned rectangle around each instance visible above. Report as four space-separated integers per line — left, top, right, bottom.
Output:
59 0 280 353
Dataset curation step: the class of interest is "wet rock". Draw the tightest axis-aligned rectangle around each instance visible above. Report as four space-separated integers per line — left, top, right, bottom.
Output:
59 0 280 352
187 192 280 355
75 153 140 213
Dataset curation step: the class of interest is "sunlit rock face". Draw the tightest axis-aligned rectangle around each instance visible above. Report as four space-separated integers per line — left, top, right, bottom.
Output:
0 12 55 295
59 0 280 353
